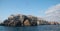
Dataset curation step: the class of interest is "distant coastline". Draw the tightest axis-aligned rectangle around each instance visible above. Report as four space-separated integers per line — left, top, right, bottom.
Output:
0 14 60 27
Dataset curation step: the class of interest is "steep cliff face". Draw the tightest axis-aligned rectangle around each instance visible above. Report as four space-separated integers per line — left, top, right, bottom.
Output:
0 14 59 27
27 15 37 26
23 19 31 26
1 14 38 26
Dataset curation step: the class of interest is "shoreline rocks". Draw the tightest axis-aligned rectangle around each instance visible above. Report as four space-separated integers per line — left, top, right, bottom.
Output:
0 14 60 27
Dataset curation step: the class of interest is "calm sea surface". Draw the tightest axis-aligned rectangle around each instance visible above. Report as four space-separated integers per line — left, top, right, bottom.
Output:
0 25 60 31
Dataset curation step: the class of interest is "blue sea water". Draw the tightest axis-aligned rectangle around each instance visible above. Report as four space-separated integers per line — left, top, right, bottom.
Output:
0 25 60 31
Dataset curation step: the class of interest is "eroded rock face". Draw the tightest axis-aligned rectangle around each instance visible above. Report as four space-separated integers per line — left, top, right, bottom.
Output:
28 15 37 26
0 14 59 27
23 19 31 26
1 14 34 26
48 22 60 25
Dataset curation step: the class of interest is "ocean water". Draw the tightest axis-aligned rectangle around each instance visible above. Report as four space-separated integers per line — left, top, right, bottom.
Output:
0 25 60 31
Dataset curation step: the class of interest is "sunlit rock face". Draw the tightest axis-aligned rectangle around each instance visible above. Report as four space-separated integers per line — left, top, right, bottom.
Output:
37 20 50 25
23 19 31 26
0 14 59 27
27 15 37 26
1 14 38 26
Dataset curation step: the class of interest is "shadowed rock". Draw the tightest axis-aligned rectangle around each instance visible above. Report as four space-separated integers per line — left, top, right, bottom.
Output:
0 14 60 27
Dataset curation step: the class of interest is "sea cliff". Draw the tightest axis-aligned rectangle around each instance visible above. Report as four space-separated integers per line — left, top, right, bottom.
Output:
0 14 59 27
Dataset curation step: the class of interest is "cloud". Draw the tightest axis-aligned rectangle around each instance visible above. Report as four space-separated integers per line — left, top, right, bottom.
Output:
45 4 60 22
45 4 60 14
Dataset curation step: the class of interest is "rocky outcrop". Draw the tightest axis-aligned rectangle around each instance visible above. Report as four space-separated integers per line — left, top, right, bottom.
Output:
37 20 50 25
23 19 31 26
48 22 60 25
27 15 37 26
1 14 38 26
0 14 60 27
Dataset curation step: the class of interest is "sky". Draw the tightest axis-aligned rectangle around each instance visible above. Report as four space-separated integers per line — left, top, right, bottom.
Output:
0 0 60 22
45 4 60 22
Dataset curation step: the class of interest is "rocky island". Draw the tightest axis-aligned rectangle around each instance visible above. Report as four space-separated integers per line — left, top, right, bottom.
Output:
0 14 60 27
